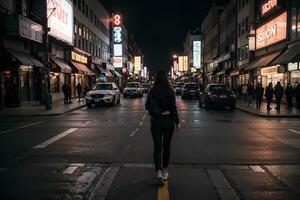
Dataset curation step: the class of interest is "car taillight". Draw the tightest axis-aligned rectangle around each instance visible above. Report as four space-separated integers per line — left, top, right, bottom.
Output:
208 92 217 98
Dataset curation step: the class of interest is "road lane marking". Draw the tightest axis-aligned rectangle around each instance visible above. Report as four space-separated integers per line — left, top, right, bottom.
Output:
249 166 265 173
288 129 300 135
139 122 144 126
182 119 186 123
157 181 169 200
89 167 120 200
70 163 85 167
34 128 78 149
83 121 91 126
207 169 231 189
63 166 78 174
0 121 45 135
207 169 239 200
130 128 140 137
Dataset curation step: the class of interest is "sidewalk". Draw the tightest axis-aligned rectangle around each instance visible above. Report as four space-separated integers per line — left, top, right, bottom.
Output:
236 100 300 118
0 98 86 117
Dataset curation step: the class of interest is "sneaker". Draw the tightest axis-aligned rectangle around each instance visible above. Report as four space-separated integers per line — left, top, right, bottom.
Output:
162 169 169 180
156 170 164 186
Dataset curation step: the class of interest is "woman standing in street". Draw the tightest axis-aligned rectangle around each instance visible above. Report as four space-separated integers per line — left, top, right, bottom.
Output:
146 70 180 185
285 83 294 110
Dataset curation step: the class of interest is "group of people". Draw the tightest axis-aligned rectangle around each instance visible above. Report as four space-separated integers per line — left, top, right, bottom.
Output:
62 82 90 104
239 81 300 111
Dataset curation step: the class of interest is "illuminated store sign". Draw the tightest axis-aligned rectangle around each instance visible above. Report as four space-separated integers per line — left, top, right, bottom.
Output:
256 12 287 50
261 0 278 16
114 44 123 56
113 57 123 68
113 27 122 43
71 51 87 64
47 0 73 44
114 14 122 26
134 56 142 73
193 41 201 69
178 56 188 72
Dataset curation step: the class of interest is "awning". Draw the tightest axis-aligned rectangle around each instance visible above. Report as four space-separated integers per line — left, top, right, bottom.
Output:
102 62 114 70
217 70 225 76
110 70 122 77
270 45 300 65
50 57 72 73
230 68 240 76
245 51 281 71
71 61 94 76
8 50 43 67
95 65 112 76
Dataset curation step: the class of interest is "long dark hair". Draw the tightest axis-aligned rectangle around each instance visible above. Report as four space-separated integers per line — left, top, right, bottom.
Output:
152 70 174 101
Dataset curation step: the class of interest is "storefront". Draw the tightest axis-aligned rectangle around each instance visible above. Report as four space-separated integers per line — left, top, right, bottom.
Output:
70 50 94 97
0 49 44 107
288 63 300 85
257 65 287 88
49 57 72 100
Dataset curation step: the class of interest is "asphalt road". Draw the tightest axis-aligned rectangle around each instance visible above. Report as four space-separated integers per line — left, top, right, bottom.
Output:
0 96 300 200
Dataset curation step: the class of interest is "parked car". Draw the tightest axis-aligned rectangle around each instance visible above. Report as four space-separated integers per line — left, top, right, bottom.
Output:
86 82 120 107
123 82 143 98
181 83 199 99
141 83 150 93
199 84 236 110
174 82 185 95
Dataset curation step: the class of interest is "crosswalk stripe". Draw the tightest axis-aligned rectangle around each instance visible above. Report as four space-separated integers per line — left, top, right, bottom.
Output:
34 128 78 149
249 166 265 173
158 181 169 200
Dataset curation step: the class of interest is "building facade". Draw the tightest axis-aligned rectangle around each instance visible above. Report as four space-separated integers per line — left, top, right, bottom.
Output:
202 4 224 84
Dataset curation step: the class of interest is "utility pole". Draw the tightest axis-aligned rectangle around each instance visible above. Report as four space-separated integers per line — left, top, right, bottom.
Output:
44 0 52 110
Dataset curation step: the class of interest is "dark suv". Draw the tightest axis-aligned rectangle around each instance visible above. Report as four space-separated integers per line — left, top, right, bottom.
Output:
199 84 236 110
181 83 199 99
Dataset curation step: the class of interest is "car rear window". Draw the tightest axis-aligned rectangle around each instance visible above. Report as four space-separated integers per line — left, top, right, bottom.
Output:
184 84 198 89
209 85 230 92
127 83 140 88
93 84 112 90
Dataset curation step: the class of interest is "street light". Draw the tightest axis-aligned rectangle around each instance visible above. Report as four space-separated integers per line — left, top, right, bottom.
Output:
172 54 178 59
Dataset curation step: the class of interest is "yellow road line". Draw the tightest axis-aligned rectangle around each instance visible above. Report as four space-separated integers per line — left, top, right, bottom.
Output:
158 181 169 200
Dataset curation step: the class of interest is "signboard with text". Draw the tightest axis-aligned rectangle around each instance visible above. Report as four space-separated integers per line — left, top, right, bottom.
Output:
113 57 123 68
134 56 142 73
47 0 73 44
256 12 287 50
193 41 201 68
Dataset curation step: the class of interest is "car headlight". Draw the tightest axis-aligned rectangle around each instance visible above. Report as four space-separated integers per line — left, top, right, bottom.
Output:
105 92 114 97
86 93 92 98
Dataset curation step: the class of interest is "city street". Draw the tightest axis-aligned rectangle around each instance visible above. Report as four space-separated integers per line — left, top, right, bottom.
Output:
0 96 300 200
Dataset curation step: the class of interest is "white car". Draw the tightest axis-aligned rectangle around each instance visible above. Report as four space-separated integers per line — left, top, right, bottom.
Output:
123 82 143 98
86 82 120 107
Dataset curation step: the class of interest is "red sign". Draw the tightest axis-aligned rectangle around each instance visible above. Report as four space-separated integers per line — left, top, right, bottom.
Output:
256 12 287 50
114 14 121 26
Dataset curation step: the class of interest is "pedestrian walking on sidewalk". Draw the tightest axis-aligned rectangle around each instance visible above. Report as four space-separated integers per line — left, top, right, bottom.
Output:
285 83 294 110
242 84 247 103
274 81 284 110
255 83 264 109
145 70 180 185
76 83 83 102
295 82 300 109
247 82 254 106
265 82 274 111
62 83 69 104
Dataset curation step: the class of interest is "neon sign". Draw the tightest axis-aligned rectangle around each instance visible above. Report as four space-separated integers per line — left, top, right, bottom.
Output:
261 0 277 16
114 14 121 26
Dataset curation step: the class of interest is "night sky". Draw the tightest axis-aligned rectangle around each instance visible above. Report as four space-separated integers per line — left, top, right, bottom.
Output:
100 0 227 72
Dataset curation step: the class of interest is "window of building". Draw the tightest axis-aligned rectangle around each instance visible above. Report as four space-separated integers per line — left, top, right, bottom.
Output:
86 4 88 17
78 0 81 10
82 0 85 14
90 9 93 22
290 0 299 40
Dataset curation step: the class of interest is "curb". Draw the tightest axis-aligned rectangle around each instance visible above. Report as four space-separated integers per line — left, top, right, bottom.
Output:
236 106 300 118
1 104 86 117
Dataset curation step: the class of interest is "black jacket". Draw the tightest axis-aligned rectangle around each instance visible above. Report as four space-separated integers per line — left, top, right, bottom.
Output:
274 84 284 98
146 90 179 124
265 86 274 100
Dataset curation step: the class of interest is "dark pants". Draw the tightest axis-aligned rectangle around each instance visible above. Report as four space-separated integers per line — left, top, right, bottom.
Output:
151 116 174 171
297 97 300 109
256 97 262 109
287 97 293 109
77 91 82 101
276 97 282 109
64 93 68 104
267 98 272 110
